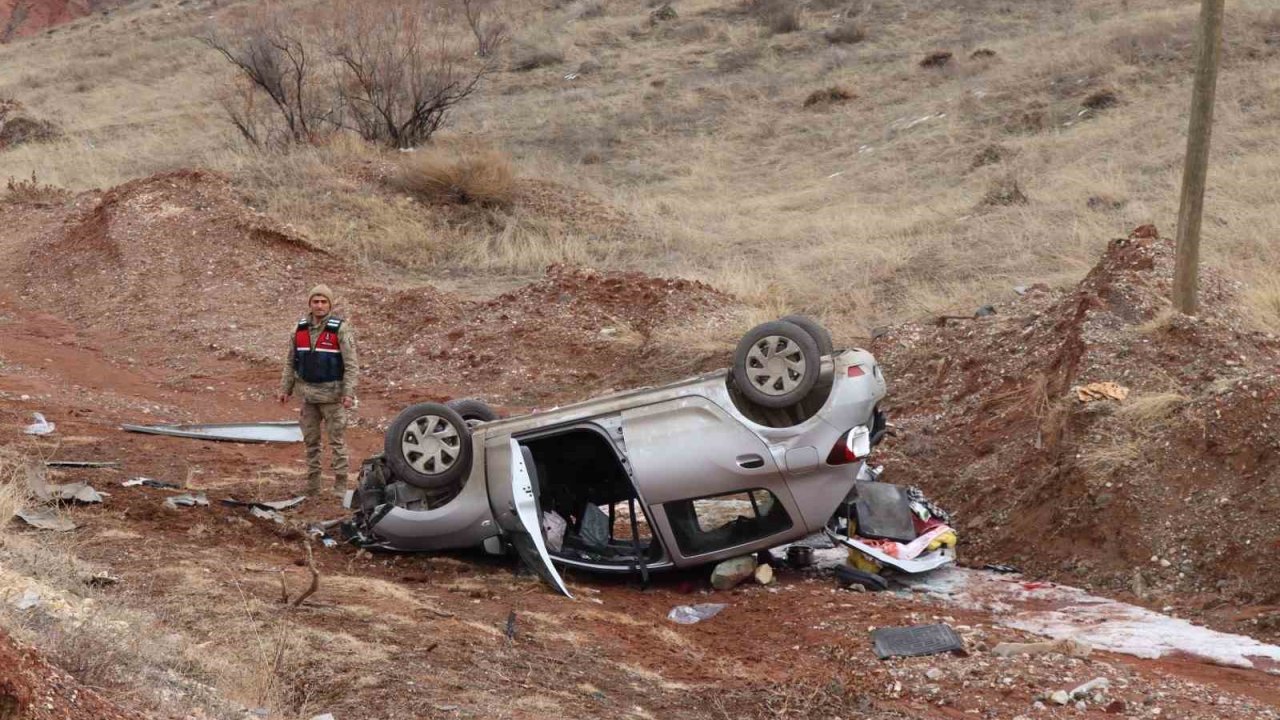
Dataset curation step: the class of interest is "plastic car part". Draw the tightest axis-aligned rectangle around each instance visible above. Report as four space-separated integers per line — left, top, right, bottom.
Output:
731 320 821 409
121 421 302 443
780 314 834 357
835 564 888 591
871 624 964 658
384 402 473 490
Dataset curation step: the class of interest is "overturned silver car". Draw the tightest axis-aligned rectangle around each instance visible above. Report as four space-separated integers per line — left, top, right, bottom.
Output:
346 317 952 595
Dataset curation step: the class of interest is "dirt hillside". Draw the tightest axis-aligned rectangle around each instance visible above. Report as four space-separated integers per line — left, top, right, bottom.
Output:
874 227 1280 619
0 0 122 41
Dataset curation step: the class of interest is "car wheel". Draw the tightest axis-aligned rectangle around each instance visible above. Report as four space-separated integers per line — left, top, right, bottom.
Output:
731 320 821 409
835 564 888 592
780 314 834 357
384 402 473 490
447 398 500 429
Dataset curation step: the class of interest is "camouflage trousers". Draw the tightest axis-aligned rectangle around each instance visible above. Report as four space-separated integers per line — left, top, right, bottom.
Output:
301 401 348 489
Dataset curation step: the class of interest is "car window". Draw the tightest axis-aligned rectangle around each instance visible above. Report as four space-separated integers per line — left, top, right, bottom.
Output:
664 489 792 557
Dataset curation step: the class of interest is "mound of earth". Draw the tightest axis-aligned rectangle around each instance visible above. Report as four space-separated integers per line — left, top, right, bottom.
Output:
0 630 139 720
7 169 743 411
874 229 1280 610
0 0 124 41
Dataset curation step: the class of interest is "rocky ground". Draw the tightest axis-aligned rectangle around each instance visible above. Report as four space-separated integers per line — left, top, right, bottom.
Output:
0 177 1277 719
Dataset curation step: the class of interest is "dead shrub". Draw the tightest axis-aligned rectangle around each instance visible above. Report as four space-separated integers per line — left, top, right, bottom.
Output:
0 448 28 533
511 38 565 70
969 143 1008 170
391 148 515 207
744 0 801 35
649 3 678 24
979 176 1029 207
823 21 866 45
970 48 997 60
1082 88 1119 110
716 45 763 73
3 173 71 206
1003 103 1048 134
802 85 855 108
1086 194 1126 211
919 50 953 68
1110 20 1193 67
0 99 61 150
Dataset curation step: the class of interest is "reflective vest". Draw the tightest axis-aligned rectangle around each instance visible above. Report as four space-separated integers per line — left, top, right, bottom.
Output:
294 316 345 384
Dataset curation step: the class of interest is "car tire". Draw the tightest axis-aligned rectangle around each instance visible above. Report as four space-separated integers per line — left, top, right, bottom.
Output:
447 398 500 428
780 314 834 357
384 402 473 490
732 320 821 409
834 564 888 592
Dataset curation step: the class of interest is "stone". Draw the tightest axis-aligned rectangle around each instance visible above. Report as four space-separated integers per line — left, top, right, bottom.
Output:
710 556 757 590
1049 690 1070 706
1070 677 1110 699
753 563 775 585
925 667 943 681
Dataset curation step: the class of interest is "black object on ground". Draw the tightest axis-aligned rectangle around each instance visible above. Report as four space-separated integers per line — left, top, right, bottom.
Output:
835 564 888 591
871 623 965 659
787 545 814 568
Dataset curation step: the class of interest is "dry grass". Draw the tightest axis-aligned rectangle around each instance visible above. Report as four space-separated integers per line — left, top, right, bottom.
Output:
1244 274 1280 336
0 447 27 533
1116 391 1189 433
0 0 1278 342
391 147 516 207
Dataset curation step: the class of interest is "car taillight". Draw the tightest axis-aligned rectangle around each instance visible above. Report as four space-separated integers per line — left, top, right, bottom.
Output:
847 365 866 377
827 425 872 465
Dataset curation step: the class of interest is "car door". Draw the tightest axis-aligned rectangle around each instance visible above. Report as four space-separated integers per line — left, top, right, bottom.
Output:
620 396 803 563
501 438 573 597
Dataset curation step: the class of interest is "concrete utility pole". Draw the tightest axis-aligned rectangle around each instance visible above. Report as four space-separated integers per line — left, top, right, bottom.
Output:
1172 0 1226 315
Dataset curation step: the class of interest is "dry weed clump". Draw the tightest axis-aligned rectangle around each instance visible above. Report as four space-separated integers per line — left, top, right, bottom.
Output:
1116 392 1189 434
391 148 515 207
744 0 802 35
979 176 1029 207
920 51 953 68
511 37 565 70
0 448 28 531
969 144 1008 170
802 85 855 108
970 48 997 60
0 98 61 149
1082 88 1120 111
3 172 72 205
822 21 865 45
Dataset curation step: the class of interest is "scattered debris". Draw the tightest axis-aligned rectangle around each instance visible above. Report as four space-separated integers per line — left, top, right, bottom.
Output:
85 572 121 587
223 496 306 512
122 477 180 489
121 421 303 443
668 603 728 625
25 463 102 504
983 563 1022 574
15 588 41 610
249 507 285 524
23 412 54 435
991 637 1093 659
45 460 118 468
15 507 76 532
163 493 209 509
710 556 757 590
1074 381 1130 403
920 51 953 68
835 565 889 592
1070 677 1110 699
871 624 965 659
973 305 997 318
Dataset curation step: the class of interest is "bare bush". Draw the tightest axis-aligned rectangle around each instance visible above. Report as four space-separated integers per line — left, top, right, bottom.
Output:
204 1 497 149
743 0 801 35
802 85 855 108
459 0 508 58
980 176 1029 207
391 148 515 207
328 2 496 149
3 172 71 205
201 11 334 147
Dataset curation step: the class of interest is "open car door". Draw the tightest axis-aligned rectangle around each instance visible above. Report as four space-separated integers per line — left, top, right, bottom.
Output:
506 439 574 598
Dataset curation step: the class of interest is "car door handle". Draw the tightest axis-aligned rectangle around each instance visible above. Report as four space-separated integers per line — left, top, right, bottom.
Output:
737 454 765 469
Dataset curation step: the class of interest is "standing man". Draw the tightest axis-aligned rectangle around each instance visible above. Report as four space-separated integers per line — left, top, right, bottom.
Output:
278 284 359 496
